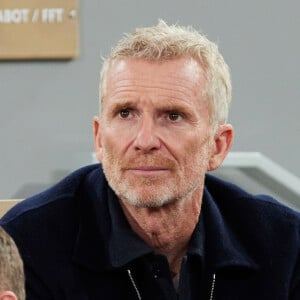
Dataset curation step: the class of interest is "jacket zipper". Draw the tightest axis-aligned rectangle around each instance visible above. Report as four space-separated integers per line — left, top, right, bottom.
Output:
127 269 142 300
209 273 216 300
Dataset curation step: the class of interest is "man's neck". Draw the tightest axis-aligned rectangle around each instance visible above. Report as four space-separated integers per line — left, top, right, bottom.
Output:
119 189 203 275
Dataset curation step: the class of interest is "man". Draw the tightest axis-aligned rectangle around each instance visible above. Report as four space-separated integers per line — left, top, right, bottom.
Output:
1 20 300 299
0 227 25 300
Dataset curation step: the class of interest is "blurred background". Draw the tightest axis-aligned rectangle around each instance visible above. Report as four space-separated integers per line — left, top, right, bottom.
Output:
0 0 299 205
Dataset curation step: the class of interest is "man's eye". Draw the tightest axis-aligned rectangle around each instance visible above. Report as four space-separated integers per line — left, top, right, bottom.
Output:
168 112 182 121
119 109 131 119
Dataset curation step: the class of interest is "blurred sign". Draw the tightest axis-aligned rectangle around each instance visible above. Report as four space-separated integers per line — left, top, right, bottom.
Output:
0 0 79 59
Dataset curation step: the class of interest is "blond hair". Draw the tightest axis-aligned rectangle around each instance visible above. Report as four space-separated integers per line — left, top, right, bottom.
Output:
0 227 25 300
99 20 232 131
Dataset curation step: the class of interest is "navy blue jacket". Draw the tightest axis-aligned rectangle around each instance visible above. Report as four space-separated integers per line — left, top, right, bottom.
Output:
1 164 300 299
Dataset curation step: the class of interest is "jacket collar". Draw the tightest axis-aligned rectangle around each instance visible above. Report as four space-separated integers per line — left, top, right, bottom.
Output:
105 187 153 268
202 185 259 274
72 167 152 272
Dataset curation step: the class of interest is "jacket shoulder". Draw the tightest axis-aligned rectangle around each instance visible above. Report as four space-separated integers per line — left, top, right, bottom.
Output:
0 164 103 224
204 173 300 279
204 173 300 222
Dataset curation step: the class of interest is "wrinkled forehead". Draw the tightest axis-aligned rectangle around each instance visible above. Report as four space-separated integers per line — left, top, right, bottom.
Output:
100 57 209 119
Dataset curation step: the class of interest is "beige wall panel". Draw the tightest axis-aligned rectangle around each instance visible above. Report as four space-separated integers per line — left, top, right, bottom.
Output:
0 0 79 59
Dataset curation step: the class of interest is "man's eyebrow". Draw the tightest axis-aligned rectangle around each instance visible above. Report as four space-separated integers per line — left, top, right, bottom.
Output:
157 102 195 115
158 102 190 110
108 100 135 114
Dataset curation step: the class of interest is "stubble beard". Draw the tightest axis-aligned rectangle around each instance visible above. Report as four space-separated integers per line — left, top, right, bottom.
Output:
101 150 206 208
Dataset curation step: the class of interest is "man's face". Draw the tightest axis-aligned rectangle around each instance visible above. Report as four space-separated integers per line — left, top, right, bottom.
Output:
94 57 221 208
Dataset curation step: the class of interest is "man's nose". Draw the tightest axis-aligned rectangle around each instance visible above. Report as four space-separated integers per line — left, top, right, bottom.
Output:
133 117 161 152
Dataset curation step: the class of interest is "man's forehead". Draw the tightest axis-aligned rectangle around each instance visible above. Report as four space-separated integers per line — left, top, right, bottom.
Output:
109 59 128 74
101 57 208 113
106 58 206 96
108 57 204 77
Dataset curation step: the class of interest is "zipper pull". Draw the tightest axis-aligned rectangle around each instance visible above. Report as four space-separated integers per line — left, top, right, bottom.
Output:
127 269 142 300
209 273 216 300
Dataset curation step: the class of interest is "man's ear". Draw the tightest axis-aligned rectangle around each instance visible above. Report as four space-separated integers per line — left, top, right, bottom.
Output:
0 291 18 300
93 116 103 163
207 124 234 171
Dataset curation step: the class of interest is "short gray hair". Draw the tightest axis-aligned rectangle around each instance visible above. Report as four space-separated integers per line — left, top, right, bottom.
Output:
99 20 231 131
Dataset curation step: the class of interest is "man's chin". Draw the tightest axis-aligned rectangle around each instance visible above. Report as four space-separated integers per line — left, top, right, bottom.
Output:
120 193 176 209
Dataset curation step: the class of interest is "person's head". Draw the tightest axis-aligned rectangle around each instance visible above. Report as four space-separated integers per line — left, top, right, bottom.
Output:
94 20 234 208
0 227 25 300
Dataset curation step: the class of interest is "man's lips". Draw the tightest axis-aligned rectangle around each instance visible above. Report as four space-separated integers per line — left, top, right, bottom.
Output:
125 166 170 176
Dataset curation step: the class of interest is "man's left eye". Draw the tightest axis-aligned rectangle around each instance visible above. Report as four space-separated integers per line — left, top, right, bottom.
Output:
119 109 131 119
168 112 182 121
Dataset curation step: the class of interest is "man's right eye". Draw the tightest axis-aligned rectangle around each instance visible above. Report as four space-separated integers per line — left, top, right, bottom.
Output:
118 109 131 118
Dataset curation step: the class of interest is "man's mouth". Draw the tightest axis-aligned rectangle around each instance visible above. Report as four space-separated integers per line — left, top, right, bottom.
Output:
126 166 169 176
